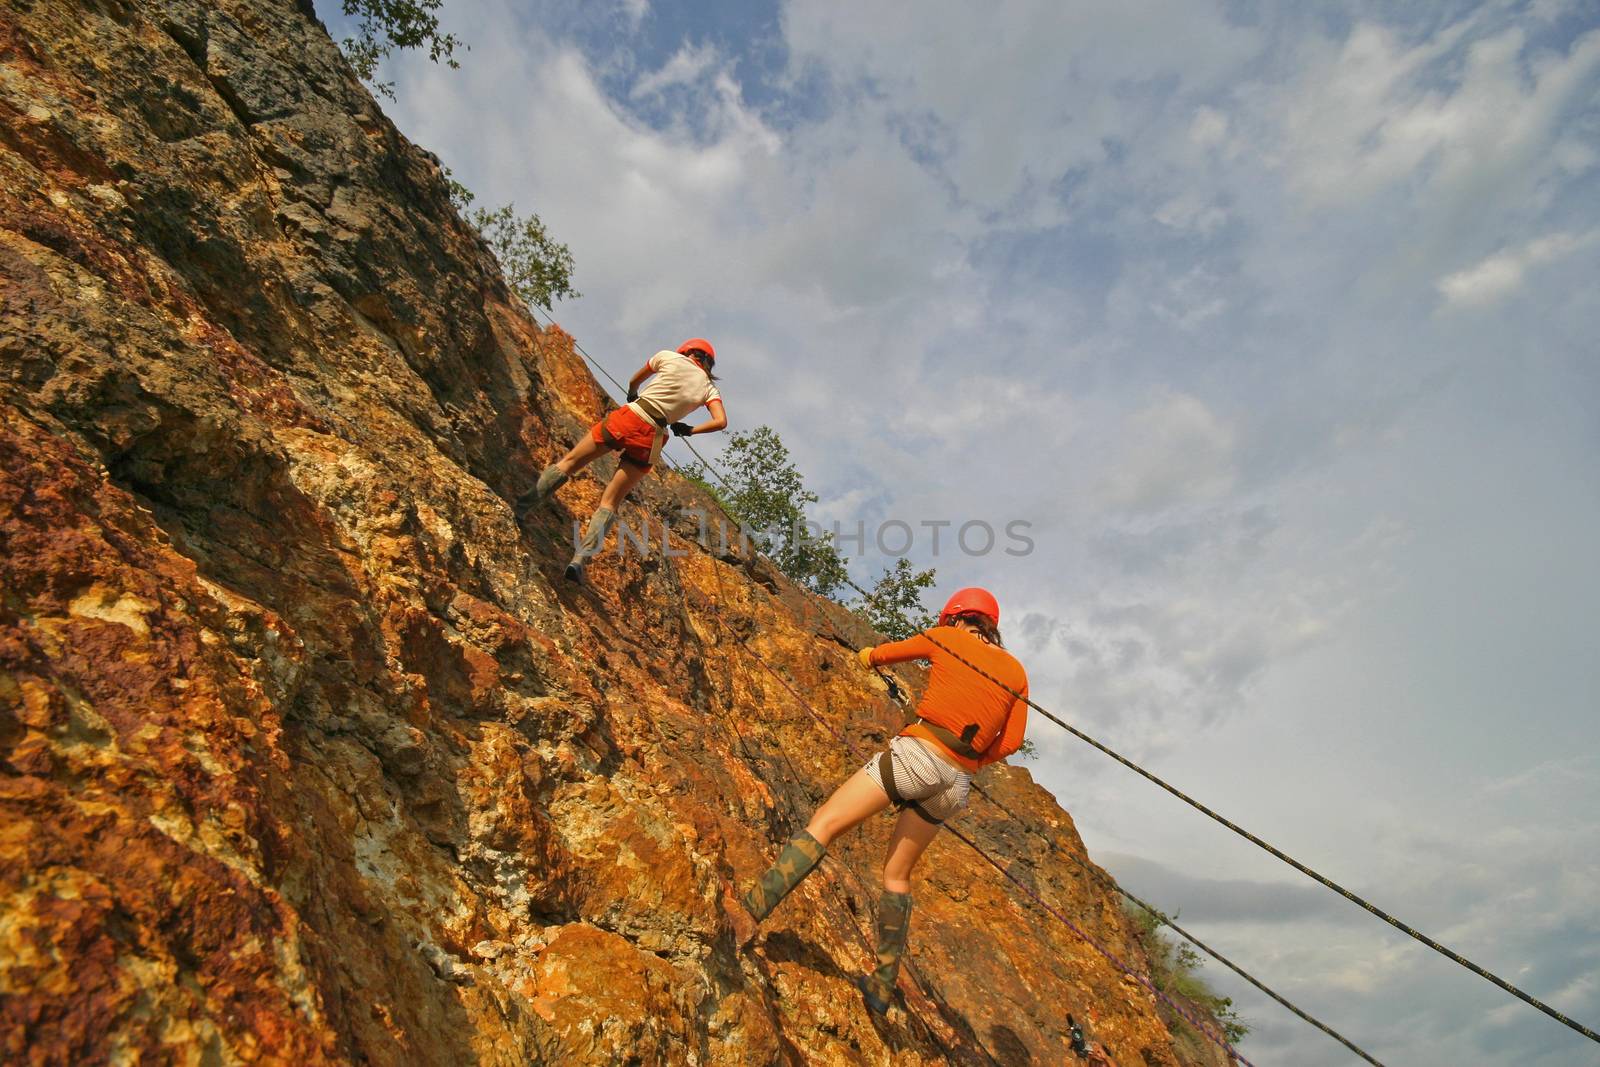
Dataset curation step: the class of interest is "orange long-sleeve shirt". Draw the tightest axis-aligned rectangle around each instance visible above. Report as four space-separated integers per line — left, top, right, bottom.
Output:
865 626 1029 772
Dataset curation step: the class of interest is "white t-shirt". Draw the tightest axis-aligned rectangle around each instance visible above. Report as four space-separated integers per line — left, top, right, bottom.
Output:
628 350 722 425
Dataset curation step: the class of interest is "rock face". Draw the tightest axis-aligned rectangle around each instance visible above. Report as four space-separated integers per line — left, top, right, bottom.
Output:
0 2 1236 1064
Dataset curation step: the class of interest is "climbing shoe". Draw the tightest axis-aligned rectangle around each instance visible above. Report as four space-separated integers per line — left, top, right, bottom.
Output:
741 830 825 922
856 974 893 1016
516 466 569 520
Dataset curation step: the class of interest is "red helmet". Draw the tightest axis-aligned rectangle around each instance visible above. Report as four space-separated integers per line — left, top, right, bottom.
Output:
939 587 1000 627
678 338 716 361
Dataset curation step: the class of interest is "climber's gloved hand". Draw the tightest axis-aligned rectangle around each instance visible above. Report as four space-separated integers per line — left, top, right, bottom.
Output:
626 387 639 403
670 422 695 437
857 647 875 670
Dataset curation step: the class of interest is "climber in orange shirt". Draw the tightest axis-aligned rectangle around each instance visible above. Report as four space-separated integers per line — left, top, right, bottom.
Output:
517 339 727 581
740 587 1030 1016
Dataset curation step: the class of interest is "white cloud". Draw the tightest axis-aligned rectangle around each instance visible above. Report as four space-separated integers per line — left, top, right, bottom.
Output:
1102 392 1236 513
1154 190 1229 236
1189 105 1230 150
630 42 718 99
1276 22 1600 211
1437 229 1599 307
621 0 649 28
781 0 1261 218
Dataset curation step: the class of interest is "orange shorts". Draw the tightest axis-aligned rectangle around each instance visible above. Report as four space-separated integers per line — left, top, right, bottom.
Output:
590 406 661 470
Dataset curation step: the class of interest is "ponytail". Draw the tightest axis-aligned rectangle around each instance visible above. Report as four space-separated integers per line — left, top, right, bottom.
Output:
949 612 1004 648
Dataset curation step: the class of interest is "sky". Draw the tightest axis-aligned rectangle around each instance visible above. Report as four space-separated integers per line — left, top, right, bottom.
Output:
317 1 1600 1062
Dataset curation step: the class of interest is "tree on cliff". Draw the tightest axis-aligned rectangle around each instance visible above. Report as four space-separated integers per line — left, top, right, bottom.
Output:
855 557 937 640
446 179 580 311
683 427 850 596
339 0 463 100
469 203 581 311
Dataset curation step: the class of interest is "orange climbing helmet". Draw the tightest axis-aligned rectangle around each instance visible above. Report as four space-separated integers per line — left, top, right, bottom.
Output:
678 338 716 361
938 587 1000 627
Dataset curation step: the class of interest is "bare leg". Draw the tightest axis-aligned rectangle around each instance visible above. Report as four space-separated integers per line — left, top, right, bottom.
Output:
881 806 942 893
554 434 610 475
806 769 893 847
598 460 651 510
519 436 611 518
740 768 891 926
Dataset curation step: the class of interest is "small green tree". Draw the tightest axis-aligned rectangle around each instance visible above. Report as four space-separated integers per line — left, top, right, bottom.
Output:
1124 903 1249 1044
444 174 580 312
685 426 849 596
339 0 464 100
470 203 581 311
444 167 475 213
856 558 936 639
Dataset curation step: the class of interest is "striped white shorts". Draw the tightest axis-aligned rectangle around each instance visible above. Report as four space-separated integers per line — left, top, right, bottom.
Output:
863 735 973 824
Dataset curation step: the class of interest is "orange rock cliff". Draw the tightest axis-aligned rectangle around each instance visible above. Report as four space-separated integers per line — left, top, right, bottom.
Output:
0 1 1237 1063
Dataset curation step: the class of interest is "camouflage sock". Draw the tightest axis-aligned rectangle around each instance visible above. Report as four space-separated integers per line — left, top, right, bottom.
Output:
535 465 569 499
742 831 825 922
516 466 569 517
864 890 912 1004
572 506 615 563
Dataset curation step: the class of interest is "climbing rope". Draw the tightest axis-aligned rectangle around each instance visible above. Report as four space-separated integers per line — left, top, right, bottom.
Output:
968 781 1385 1066
669 431 1600 1051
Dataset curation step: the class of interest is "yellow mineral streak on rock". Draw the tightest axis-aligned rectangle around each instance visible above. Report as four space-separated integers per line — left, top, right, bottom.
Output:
67 587 156 637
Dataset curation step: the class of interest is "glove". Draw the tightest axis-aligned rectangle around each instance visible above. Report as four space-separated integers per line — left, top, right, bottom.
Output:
626 387 639 403
670 422 695 437
857 647 875 669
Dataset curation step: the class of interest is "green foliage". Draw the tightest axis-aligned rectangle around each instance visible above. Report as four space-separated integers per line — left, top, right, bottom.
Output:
1124 903 1250 1045
1014 737 1038 761
855 557 936 640
684 426 849 596
340 0 463 100
443 167 475 213
469 203 581 311
677 466 733 516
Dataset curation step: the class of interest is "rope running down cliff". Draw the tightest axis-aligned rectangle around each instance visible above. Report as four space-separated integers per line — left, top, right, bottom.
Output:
655 423 1600 1052
967 781 1384 1067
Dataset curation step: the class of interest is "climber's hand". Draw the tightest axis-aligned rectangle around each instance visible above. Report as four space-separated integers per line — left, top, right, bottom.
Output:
857 647 875 670
670 422 695 437
626 387 639 403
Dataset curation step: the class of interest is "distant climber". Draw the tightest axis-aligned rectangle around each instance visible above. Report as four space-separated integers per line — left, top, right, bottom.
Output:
739 587 1030 1016
518 339 727 581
